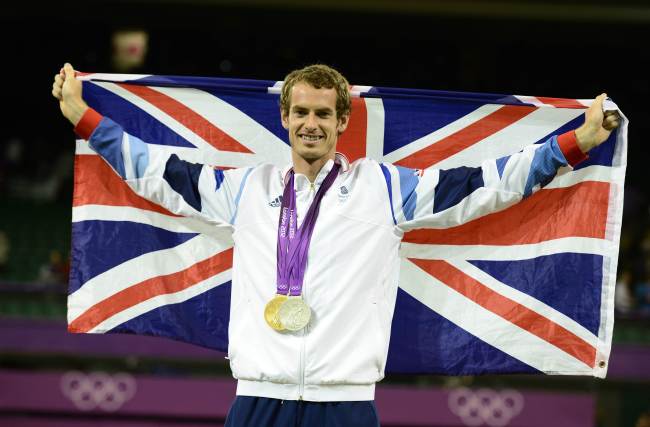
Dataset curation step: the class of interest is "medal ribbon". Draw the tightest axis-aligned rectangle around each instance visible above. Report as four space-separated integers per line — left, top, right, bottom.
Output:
276 163 340 296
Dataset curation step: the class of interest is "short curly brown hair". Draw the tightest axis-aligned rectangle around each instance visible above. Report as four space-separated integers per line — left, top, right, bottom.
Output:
280 64 352 119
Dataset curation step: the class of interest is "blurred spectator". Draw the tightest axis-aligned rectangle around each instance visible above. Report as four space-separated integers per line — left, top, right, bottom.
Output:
0 137 25 193
615 268 636 315
614 182 650 318
0 231 9 275
111 27 149 73
37 249 69 288
5 146 73 202
637 411 650 427
642 228 650 271
635 272 650 315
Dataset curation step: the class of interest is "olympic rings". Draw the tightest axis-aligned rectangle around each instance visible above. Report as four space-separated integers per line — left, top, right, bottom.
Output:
448 387 524 427
60 371 137 412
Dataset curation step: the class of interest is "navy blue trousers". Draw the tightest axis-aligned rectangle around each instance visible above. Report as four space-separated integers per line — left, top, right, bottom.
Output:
224 396 380 427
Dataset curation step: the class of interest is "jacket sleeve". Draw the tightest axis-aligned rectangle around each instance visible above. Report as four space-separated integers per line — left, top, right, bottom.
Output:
75 108 251 226
379 131 588 232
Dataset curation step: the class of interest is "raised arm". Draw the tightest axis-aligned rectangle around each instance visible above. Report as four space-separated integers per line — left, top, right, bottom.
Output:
381 94 621 231
52 63 88 127
52 63 251 226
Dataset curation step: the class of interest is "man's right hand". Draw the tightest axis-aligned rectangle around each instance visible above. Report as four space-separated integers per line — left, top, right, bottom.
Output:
52 63 89 126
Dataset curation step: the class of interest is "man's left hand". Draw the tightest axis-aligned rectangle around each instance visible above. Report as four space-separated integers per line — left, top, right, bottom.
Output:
575 93 621 153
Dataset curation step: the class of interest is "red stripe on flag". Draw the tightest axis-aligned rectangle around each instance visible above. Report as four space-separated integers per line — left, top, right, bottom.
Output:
403 181 609 245
337 98 367 163
535 97 586 109
395 105 537 169
117 84 253 153
409 258 596 367
73 154 178 217
69 249 234 333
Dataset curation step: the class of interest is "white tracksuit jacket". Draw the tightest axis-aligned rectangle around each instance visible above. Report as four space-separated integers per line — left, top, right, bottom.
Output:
75 108 586 401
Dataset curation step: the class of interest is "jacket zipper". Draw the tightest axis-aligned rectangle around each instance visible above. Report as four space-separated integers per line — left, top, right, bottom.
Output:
298 181 316 400
299 327 306 400
298 261 307 400
298 182 315 401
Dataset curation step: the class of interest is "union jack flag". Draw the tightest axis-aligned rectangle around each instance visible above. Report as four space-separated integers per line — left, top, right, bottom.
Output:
67 73 627 377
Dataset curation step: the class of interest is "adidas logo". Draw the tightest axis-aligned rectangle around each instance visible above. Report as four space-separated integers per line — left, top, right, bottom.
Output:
269 195 283 207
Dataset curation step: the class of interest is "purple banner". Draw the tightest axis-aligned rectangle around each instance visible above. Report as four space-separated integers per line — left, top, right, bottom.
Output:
0 369 595 427
375 384 594 427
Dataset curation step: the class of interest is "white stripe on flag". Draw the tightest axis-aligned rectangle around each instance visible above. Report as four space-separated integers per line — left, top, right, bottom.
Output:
399 236 612 261
399 258 593 374
382 104 503 164
90 82 288 168
431 107 584 169
595 120 628 378
365 97 385 161
544 165 614 189
75 138 239 169
448 259 598 348
153 85 291 166
68 233 231 322
71 205 233 238
88 268 232 333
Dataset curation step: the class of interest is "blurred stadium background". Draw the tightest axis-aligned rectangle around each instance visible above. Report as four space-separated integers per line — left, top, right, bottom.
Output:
1 0 649 425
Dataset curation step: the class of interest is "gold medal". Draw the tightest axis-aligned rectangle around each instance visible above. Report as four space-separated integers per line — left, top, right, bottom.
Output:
277 297 311 331
264 294 288 331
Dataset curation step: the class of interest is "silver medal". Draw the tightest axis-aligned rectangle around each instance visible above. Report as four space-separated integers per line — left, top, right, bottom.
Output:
277 297 311 331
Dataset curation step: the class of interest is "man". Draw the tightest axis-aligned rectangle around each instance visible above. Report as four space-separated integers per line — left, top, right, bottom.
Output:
53 63 620 426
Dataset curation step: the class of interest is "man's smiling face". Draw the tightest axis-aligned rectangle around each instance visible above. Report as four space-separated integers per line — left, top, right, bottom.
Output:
281 82 349 166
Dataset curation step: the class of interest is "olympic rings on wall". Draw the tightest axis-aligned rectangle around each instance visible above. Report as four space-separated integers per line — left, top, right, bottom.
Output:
60 371 137 412
448 387 524 427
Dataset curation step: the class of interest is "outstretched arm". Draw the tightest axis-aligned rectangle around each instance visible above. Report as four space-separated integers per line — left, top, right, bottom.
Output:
383 94 621 231
52 63 251 226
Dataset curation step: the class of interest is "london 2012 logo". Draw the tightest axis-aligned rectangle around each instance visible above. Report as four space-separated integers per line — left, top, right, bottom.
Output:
447 387 524 426
60 371 137 412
